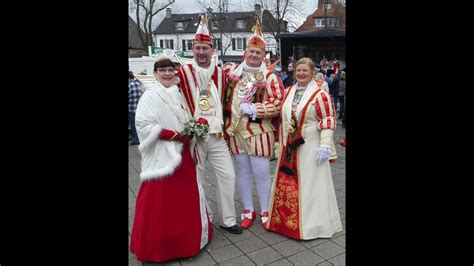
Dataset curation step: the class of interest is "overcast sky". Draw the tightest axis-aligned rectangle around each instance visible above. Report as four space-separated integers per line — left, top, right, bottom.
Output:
130 0 319 32
170 0 318 17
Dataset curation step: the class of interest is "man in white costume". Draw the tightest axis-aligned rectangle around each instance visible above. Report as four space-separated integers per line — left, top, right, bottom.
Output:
176 14 242 234
222 18 285 230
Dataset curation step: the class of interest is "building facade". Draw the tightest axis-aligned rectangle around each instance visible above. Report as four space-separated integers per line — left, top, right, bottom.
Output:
128 16 147 58
152 5 286 63
297 0 346 32
278 0 345 67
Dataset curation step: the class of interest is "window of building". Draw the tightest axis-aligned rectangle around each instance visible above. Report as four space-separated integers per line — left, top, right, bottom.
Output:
164 39 174 49
176 22 184 31
236 20 246 29
327 18 336 27
236 37 243 50
187 39 193 50
213 38 222 51
314 17 337 27
182 39 193 51
212 20 219 30
315 18 324 27
324 4 332 10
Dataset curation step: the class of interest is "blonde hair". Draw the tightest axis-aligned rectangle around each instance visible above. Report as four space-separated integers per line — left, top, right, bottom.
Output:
295 57 316 75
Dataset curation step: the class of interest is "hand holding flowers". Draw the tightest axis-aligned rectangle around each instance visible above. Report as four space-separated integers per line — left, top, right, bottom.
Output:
181 117 209 141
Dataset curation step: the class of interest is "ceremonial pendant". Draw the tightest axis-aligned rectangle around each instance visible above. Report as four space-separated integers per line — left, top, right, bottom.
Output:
199 96 211 111
255 72 264 83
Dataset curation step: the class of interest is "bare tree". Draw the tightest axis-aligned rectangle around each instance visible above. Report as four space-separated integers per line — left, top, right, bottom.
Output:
195 0 304 58
195 0 236 12
195 0 230 58
249 0 304 59
252 0 303 33
130 0 176 47
220 32 235 58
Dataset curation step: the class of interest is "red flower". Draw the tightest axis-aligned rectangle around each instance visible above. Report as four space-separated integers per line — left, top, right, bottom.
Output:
197 117 209 126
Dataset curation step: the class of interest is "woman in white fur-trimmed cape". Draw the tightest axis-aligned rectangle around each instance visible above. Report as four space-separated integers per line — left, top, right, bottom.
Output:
130 58 212 263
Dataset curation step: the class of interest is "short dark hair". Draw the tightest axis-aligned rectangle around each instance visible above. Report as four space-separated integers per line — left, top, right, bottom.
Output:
154 58 175 72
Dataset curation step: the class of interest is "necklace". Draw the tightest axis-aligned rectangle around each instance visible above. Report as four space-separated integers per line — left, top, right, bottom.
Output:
237 72 261 102
291 86 305 115
237 79 251 99
198 82 212 111
191 67 214 111
293 87 305 105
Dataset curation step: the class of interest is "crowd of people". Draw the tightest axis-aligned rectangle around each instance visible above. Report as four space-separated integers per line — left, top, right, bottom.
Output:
128 14 345 263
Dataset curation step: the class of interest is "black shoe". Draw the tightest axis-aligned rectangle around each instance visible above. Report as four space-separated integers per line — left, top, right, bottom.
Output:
220 224 242 234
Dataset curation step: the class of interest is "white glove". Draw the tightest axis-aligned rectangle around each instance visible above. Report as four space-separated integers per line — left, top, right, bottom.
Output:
239 103 257 120
316 147 331 165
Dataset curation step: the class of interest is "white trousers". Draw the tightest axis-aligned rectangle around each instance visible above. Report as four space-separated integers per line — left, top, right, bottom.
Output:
196 135 237 227
234 154 271 215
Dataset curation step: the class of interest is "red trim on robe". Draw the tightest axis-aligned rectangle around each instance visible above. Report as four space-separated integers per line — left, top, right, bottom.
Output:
254 138 258 155
266 132 272 157
246 120 254 136
299 89 321 129
232 137 239 154
320 93 331 117
177 66 196 115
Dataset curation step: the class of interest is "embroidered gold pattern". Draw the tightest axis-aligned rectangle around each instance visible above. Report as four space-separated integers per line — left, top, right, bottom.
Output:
270 174 299 230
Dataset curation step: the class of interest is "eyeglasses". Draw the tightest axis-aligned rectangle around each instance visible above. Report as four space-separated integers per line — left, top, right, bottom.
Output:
156 68 175 73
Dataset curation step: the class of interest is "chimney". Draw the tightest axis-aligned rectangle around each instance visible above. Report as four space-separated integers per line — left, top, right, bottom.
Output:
281 20 288 32
255 4 261 18
166 8 172 18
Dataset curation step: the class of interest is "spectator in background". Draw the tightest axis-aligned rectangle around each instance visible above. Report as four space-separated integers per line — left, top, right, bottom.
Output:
320 56 328 74
283 62 294 88
129 71 144 145
333 58 340 74
329 73 340 115
273 65 283 79
315 72 330 93
338 71 346 121
280 69 288 84
325 72 332 85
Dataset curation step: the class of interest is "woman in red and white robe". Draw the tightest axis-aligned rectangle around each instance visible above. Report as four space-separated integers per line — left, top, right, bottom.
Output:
130 58 212 262
266 58 342 240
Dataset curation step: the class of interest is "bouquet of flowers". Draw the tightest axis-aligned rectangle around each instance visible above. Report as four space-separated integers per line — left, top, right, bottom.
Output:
181 117 209 140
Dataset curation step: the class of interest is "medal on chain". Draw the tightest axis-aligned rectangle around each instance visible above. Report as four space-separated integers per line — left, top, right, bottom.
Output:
198 81 213 111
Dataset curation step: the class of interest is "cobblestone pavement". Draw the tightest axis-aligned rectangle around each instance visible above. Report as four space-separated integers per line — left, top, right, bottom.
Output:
129 122 345 265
